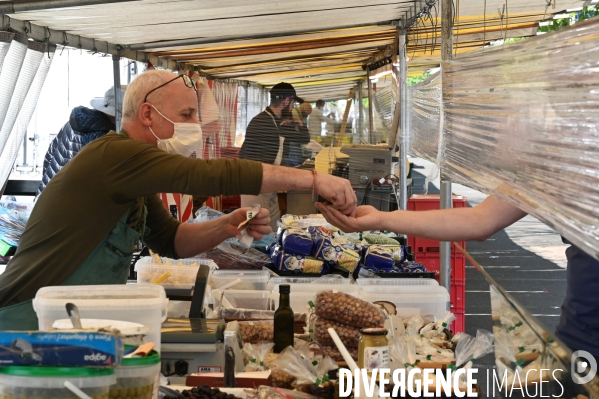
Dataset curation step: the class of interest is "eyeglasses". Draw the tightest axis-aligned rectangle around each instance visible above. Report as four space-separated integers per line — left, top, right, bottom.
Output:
144 74 197 103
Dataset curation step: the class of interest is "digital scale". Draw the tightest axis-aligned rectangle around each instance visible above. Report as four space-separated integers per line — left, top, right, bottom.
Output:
160 265 243 385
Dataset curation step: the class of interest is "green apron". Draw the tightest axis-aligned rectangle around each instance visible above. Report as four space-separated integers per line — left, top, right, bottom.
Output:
0 208 146 331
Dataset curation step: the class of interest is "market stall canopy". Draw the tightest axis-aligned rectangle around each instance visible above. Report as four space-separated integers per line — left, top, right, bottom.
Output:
1 0 584 100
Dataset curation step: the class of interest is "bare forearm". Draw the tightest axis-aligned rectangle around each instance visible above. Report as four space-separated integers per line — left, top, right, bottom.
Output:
260 164 311 193
174 217 235 258
380 196 527 242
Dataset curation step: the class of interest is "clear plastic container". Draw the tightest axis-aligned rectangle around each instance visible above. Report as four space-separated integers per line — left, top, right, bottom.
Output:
266 276 352 291
222 290 272 310
210 270 270 290
362 286 449 320
271 292 317 314
0 366 115 399
357 278 439 291
135 257 217 289
110 347 160 399
271 283 359 295
33 284 168 351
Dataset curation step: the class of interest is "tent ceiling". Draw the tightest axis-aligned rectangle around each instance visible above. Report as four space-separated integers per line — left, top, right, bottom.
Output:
4 0 584 100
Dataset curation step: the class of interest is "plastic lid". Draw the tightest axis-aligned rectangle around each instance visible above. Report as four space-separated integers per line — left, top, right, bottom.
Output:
0 366 114 378
122 346 160 367
360 327 388 336
279 284 290 294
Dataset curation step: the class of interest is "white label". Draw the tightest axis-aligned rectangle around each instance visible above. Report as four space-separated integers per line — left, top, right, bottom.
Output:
363 346 389 371
198 366 222 373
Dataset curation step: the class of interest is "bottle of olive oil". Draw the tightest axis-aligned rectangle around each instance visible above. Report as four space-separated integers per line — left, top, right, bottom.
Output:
273 284 294 353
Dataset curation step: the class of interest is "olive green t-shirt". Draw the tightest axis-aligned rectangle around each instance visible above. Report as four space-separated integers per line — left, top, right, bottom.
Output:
0 131 263 306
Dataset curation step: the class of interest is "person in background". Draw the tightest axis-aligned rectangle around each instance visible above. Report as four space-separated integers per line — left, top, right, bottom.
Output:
288 102 313 167
308 99 334 140
239 82 310 230
0 71 355 330
315 196 599 361
36 86 126 196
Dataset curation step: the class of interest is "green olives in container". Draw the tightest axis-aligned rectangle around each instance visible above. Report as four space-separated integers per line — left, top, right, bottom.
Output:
109 346 160 399
0 366 115 398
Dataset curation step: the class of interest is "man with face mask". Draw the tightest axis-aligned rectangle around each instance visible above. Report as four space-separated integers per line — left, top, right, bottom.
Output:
0 70 356 331
239 82 310 230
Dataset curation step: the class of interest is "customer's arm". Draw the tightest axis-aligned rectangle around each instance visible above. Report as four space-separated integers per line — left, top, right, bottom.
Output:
316 195 527 241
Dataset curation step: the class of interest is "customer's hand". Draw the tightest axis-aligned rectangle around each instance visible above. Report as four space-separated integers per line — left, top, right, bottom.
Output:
226 208 272 239
315 204 380 232
314 173 357 216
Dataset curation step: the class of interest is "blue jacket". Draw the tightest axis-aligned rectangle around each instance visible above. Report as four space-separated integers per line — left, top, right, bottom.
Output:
36 106 115 195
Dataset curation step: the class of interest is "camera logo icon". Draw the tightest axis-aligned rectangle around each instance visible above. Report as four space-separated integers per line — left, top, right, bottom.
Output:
571 350 597 384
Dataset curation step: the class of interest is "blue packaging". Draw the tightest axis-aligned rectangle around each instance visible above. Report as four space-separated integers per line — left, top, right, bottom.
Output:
270 244 325 274
363 245 395 272
0 331 122 367
281 228 314 256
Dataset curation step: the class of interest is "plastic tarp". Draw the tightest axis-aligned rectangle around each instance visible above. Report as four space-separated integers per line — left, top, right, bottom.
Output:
408 17 599 260
0 43 55 187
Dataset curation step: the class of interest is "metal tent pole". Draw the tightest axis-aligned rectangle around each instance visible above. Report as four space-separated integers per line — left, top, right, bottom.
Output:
357 81 364 142
112 54 122 132
367 72 375 144
439 0 454 290
398 25 408 211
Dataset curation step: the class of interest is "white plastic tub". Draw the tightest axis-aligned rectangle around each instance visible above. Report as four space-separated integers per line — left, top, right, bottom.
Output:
222 290 272 310
0 366 115 399
33 284 168 351
110 348 160 399
362 286 449 320
211 270 270 290
267 276 351 291
271 292 317 314
135 257 218 289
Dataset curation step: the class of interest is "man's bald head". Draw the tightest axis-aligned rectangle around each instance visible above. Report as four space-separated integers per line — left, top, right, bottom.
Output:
122 70 175 124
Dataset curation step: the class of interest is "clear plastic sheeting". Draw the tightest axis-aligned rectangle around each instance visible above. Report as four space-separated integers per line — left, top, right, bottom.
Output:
0 42 54 188
0 31 28 154
408 72 441 165
372 83 396 145
434 18 599 260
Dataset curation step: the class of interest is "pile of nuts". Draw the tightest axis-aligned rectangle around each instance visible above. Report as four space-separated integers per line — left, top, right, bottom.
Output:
313 316 360 348
269 369 296 389
239 321 274 344
314 291 385 328
319 345 359 362
182 385 241 399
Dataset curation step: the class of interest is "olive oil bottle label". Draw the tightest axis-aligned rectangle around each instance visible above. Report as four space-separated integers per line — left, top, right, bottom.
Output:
363 346 389 371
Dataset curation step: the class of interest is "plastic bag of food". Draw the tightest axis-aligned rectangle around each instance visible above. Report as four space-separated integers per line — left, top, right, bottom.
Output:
196 240 272 270
282 228 314 256
363 234 399 245
454 329 494 368
314 290 385 328
313 316 360 348
311 229 344 265
270 370 297 389
270 346 320 385
243 342 274 371
319 345 359 362
190 206 226 222
239 321 274 344
363 245 395 272
257 386 318 399
270 245 326 274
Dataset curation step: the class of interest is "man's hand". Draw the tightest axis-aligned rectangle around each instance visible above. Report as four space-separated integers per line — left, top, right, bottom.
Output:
315 204 381 232
225 207 272 240
315 174 357 216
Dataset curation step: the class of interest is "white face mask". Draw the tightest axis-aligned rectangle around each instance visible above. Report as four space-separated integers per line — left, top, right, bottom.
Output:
148 105 203 157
